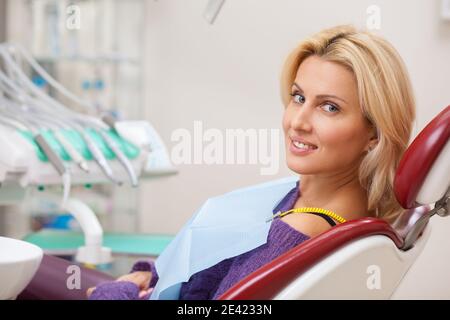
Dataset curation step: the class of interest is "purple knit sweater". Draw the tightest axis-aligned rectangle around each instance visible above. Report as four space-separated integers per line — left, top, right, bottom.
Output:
90 180 309 300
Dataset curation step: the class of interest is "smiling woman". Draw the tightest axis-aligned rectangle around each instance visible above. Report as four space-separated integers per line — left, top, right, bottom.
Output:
86 24 417 301
280 25 416 224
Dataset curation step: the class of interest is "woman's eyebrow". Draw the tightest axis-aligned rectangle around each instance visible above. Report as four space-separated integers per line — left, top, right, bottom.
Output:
292 82 304 93
292 82 348 104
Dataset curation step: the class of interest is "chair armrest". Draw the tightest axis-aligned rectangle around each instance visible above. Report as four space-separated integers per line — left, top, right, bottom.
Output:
17 254 114 300
218 218 403 300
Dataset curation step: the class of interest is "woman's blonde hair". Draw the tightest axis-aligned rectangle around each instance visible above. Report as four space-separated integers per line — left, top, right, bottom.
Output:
280 25 416 223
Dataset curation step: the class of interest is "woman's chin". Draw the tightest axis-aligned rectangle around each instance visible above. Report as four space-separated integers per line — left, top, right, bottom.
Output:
286 159 314 174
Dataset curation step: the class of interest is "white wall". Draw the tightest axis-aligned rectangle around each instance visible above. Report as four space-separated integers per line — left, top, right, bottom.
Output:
139 0 450 298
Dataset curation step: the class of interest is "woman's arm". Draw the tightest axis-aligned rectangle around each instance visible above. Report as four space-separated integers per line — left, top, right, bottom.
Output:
88 260 158 300
179 257 234 300
88 257 235 300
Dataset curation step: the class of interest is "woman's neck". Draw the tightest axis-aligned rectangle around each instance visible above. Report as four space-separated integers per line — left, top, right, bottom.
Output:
295 172 372 220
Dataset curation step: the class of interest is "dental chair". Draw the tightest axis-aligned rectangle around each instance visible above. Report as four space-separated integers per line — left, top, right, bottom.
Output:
219 104 450 300
18 105 450 300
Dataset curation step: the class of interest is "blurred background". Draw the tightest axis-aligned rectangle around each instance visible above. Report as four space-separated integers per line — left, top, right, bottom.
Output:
0 0 449 298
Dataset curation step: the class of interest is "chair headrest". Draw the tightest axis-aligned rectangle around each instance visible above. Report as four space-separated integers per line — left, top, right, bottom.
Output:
394 105 450 209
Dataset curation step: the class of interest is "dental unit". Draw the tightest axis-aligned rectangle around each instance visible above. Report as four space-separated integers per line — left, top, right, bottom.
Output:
0 43 176 299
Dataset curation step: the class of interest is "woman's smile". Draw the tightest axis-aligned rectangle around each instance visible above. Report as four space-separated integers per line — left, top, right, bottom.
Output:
289 137 318 156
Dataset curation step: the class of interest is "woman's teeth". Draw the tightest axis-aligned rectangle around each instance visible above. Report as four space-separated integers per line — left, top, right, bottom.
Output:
293 141 317 150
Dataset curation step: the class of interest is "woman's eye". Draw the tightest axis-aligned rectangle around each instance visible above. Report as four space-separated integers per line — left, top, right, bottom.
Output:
321 103 340 113
290 93 305 104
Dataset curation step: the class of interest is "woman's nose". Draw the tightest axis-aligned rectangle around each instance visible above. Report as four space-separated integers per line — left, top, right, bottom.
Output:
290 103 313 131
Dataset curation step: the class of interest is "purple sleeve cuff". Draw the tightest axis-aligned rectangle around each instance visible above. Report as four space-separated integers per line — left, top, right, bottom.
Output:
88 260 159 300
89 281 140 300
130 260 159 289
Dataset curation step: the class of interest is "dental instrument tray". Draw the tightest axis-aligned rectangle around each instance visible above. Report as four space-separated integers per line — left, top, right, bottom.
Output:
0 124 148 187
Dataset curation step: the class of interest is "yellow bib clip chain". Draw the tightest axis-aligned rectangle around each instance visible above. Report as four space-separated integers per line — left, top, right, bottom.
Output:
266 207 347 224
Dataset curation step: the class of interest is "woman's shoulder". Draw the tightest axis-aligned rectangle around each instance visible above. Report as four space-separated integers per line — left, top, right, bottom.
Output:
279 213 333 238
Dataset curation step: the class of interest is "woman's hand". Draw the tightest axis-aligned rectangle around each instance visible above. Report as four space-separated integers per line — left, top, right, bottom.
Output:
86 271 153 299
116 271 153 298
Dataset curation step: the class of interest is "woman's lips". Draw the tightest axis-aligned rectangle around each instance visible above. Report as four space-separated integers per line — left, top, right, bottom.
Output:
289 139 318 156
289 136 318 148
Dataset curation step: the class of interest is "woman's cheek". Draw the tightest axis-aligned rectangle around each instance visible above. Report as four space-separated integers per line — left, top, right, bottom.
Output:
319 125 365 165
282 112 289 134
282 106 294 127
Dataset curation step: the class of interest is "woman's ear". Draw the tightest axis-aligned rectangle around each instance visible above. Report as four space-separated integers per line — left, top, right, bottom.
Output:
367 139 378 151
366 127 379 152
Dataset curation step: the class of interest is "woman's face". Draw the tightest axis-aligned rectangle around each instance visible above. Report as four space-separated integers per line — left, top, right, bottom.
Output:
283 55 376 175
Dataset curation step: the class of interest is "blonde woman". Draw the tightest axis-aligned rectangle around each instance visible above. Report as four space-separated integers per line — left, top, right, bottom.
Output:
88 25 416 300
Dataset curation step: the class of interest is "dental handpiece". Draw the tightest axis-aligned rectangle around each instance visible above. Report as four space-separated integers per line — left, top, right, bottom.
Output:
98 129 138 187
34 133 67 176
53 130 90 173
30 112 90 174
0 111 64 176
33 132 72 206
80 130 122 186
